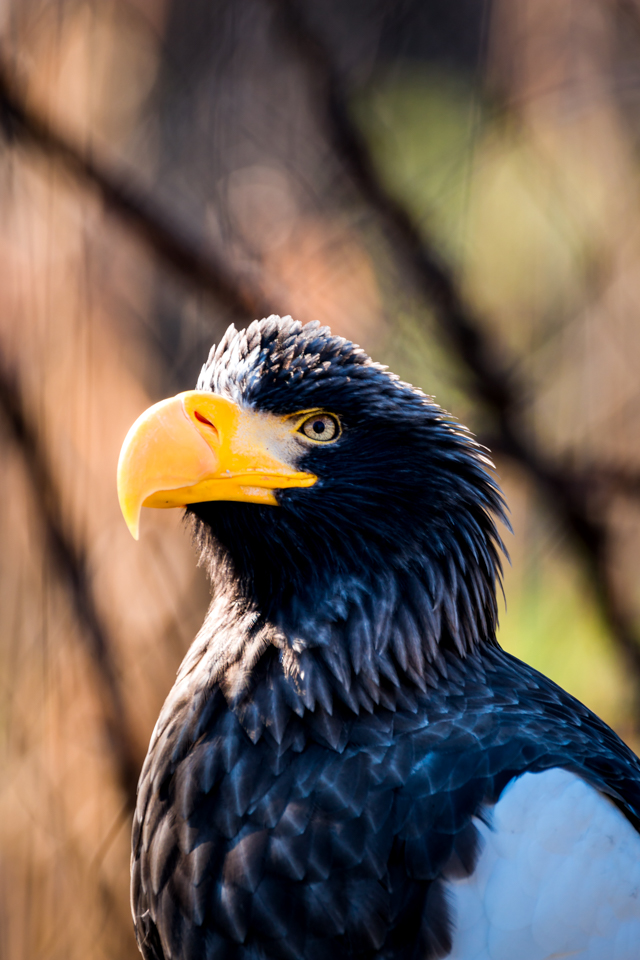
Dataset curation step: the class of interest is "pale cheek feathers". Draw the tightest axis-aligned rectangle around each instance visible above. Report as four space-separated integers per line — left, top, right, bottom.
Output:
447 768 640 960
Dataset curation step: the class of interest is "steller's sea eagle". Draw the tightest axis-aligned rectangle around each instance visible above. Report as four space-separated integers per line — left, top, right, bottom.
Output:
117 316 640 960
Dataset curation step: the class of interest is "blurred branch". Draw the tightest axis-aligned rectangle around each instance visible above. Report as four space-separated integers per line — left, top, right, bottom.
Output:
0 53 270 321
269 0 640 703
613 0 640 37
595 467 640 500
569 463 640 503
2 19 639 713
486 442 640 506
0 355 140 809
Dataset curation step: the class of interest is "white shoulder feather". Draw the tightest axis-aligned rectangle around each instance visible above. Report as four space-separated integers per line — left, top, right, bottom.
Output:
447 767 640 959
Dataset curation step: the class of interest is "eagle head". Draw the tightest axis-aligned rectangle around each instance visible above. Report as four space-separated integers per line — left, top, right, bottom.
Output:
118 316 507 662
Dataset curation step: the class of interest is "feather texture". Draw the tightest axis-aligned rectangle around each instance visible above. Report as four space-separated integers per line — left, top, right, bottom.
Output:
131 318 640 960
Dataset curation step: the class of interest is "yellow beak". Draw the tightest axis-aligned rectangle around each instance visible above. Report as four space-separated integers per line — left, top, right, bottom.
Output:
117 391 317 539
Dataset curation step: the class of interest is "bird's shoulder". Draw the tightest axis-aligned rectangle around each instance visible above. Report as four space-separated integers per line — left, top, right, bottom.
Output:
131 641 640 960
446 765 640 959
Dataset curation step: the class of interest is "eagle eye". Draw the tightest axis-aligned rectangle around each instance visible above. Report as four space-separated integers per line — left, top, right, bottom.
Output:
298 413 341 443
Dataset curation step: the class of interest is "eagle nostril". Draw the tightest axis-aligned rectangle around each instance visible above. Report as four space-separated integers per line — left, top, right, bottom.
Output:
194 410 213 426
194 410 219 439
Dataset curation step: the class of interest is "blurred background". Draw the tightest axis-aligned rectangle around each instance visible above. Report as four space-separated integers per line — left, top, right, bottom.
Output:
2 0 640 957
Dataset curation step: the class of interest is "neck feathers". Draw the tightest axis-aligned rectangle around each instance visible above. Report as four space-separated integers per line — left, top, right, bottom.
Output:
182 544 501 747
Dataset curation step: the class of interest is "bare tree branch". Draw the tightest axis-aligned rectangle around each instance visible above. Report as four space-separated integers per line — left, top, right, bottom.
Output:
0 354 140 810
484 439 640 505
269 0 640 708
0 53 271 322
593 467 640 500
613 0 640 37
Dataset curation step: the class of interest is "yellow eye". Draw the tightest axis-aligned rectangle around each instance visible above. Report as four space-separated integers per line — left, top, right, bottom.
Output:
299 413 341 443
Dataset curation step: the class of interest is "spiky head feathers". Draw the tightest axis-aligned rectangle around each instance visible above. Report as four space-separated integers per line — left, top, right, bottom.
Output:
190 316 507 657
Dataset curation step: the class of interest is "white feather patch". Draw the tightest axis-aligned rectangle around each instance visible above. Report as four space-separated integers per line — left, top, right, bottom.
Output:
447 768 640 959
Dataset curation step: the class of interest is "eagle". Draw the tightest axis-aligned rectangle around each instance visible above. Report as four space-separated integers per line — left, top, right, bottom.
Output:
118 315 640 960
